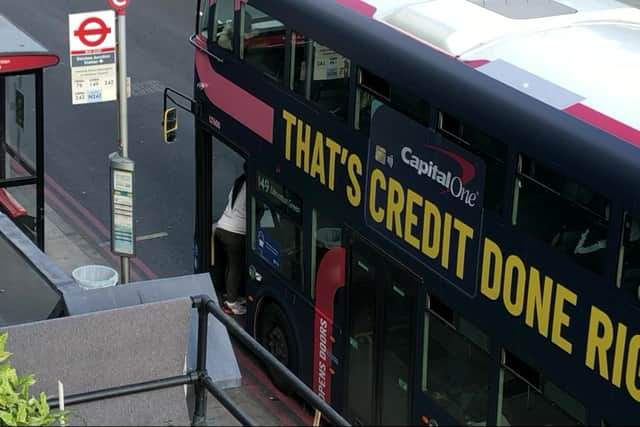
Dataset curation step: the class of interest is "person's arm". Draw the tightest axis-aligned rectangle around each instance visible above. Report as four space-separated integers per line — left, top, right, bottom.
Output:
574 228 606 254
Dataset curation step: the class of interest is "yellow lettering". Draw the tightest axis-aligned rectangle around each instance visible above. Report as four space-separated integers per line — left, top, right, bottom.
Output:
525 267 553 338
441 212 452 270
404 189 422 250
421 200 440 259
325 137 340 191
626 335 640 402
282 110 296 161
480 238 502 301
503 255 526 317
453 219 473 280
369 169 385 223
612 322 628 388
386 178 404 238
346 154 362 207
586 306 613 380
296 119 311 173
551 283 576 354
310 131 326 185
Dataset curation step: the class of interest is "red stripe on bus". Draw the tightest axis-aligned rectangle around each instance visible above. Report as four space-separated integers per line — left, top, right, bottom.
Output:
0 189 27 218
195 50 274 143
335 0 377 17
564 103 640 148
313 247 346 404
244 33 286 49
463 59 490 68
0 54 59 74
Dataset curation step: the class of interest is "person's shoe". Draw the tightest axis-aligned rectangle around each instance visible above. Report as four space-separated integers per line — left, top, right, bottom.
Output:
224 300 246 315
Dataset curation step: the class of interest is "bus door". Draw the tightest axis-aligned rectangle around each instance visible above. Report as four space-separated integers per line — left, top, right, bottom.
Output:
344 233 419 426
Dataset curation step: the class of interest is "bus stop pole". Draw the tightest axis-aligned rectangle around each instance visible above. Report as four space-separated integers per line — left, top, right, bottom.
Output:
116 9 130 283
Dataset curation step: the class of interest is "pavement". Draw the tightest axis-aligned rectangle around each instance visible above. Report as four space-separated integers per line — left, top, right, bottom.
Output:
41 194 312 426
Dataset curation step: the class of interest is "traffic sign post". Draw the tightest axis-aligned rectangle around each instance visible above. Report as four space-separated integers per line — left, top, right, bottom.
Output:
68 10 117 104
110 0 133 283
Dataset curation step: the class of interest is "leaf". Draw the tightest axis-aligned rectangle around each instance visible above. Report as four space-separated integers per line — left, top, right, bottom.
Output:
15 375 34 389
0 351 11 364
0 409 17 426
16 402 26 423
37 392 49 417
0 333 8 352
24 415 46 426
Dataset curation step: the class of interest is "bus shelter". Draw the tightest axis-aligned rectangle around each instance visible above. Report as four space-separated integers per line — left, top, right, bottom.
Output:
0 14 58 249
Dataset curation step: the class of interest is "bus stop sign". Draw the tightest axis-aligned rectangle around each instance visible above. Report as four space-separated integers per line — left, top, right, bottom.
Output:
108 0 129 13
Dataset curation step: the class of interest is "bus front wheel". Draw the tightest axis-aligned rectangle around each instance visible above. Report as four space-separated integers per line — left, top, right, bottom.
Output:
257 303 298 394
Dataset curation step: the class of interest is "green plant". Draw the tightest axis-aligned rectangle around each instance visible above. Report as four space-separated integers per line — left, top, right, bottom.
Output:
0 332 67 426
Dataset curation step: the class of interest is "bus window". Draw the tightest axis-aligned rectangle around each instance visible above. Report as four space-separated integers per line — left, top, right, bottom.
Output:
423 295 490 425
618 213 640 302
312 210 343 300
438 112 506 212
241 4 286 82
197 0 210 39
291 32 350 120
499 351 586 425
514 155 609 275
211 0 235 51
356 68 429 134
252 173 303 288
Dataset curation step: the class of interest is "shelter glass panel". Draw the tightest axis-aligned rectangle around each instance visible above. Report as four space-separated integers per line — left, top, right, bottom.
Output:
1 74 37 180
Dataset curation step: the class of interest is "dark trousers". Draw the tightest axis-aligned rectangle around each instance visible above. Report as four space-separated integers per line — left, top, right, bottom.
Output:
213 228 245 302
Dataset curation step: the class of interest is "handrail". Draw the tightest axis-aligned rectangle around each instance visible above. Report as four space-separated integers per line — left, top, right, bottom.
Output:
47 295 351 426
189 33 224 64
192 294 351 427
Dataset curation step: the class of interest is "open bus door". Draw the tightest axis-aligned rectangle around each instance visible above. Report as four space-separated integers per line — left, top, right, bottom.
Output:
0 14 59 249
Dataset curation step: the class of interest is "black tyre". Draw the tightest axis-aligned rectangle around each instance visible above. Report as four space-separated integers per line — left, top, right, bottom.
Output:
257 303 298 394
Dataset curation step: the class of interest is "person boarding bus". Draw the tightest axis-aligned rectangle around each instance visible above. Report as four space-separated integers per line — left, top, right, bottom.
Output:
213 165 247 315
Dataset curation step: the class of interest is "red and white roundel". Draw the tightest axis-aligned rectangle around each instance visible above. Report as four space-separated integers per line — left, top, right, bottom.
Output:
108 0 129 11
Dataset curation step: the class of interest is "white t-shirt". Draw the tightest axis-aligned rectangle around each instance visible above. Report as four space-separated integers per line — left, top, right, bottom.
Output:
216 182 246 235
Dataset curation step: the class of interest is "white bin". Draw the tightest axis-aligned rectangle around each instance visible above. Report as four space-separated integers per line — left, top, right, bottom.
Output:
71 265 119 289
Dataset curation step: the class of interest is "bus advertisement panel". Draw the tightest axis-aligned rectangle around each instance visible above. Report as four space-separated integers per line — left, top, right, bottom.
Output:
367 105 485 296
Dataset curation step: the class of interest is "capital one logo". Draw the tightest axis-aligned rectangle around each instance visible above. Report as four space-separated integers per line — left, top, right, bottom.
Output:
401 146 479 207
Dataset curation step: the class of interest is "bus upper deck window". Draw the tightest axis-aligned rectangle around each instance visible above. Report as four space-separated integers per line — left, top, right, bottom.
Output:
241 4 286 82
356 68 429 134
198 0 210 39
291 32 350 121
618 213 640 302
213 0 235 51
515 155 609 275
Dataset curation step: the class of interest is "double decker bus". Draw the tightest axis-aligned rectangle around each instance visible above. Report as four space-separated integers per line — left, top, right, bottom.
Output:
182 0 640 424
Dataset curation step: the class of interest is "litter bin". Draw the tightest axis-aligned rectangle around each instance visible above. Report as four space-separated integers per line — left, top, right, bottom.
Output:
71 265 119 289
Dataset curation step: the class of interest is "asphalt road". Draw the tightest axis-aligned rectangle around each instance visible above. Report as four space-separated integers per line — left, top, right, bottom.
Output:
2 0 197 278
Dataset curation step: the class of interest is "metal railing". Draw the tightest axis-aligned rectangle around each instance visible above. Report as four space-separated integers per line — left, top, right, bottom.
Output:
48 295 351 426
